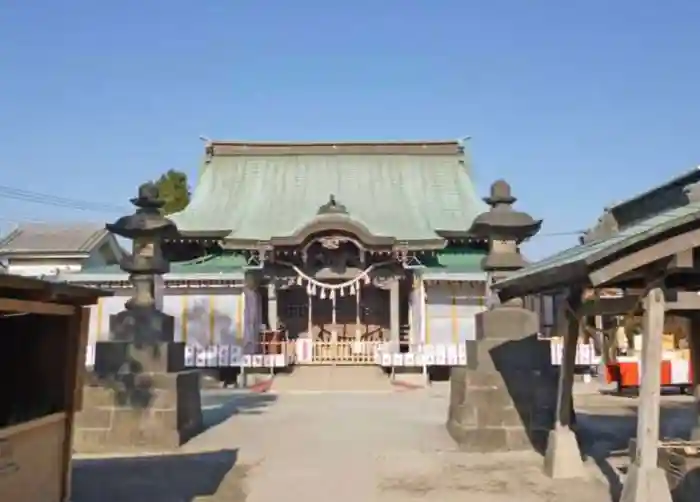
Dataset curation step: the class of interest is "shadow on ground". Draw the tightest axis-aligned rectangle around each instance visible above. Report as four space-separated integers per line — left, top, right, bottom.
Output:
576 402 696 502
72 449 244 502
199 390 277 433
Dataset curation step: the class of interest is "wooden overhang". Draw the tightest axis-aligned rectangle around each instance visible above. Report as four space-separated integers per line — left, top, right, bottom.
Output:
0 274 112 316
493 202 700 306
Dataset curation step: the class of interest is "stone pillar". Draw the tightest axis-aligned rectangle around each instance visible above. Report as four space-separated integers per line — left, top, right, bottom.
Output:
620 288 672 502
389 278 400 342
267 282 278 330
447 180 553 453
74 183 203 453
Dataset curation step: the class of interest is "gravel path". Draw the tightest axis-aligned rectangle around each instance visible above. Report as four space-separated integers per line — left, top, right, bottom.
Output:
71 379 696 502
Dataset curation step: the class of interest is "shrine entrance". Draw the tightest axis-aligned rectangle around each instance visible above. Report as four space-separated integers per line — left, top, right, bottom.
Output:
267 211 409 365
278 280 393 365
309 283 389 364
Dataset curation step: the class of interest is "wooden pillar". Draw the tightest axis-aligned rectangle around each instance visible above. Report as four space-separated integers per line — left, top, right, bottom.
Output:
620 287 672 502
390 278 400 342
689 314 700 440
556 295 579 427
355 285 361 342
267 282 277 330
307 292 313 339
544 288 585 478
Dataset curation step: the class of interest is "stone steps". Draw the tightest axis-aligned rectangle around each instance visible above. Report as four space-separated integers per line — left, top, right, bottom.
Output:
270 366 393 393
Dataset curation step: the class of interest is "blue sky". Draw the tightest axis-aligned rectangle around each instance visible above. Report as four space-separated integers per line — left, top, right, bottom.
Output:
1 1 699 258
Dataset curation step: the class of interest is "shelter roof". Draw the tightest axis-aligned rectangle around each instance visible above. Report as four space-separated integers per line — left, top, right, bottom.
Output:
169 140 487 247
0 272 111 306
0 223 110 256
493 169 700 299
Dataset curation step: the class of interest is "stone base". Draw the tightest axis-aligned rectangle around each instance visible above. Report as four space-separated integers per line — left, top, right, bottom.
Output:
74 370 202 453
447 366 552 452
94 341 186 376
447 308 556 454
543 426 585 479
620 464 673 502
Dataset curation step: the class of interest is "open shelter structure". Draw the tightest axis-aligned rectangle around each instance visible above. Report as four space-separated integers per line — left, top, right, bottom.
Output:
0 273 109 502
493 168 700 502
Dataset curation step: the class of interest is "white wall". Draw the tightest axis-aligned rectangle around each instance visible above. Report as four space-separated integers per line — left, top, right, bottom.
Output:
85 287 247 366
8 261 83 276
6 248 111 276
425 282 486 344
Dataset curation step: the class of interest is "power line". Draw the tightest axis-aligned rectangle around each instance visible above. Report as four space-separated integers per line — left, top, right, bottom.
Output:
0 183 592 240
0 184 128 213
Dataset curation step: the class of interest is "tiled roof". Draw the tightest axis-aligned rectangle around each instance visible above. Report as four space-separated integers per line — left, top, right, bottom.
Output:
0 223 109 254
169 140 487 244
494 201 700 295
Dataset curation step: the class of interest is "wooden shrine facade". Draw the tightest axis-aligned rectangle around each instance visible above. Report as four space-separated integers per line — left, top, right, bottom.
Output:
63 239 490 368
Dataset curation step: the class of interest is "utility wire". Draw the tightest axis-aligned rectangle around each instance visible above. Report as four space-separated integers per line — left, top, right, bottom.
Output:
0 184 128 213
0 183 594 240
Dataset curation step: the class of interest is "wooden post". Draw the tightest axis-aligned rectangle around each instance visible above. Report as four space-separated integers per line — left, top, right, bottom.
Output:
688 313 700 440
620 287 672 502
390 278 400 343
556 294 579 427
62 307 90 502
355 284 361 344
267 283 277 330
307 291 312 336
544 288 585 478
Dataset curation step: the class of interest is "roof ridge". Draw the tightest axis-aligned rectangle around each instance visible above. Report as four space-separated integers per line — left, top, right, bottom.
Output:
207 141 464 158
209 139 460 146
77 228 108 252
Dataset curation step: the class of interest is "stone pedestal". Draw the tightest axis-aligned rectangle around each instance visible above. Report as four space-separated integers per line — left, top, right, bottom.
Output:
447 305 557 453
74 370 202 453
74 308 203 453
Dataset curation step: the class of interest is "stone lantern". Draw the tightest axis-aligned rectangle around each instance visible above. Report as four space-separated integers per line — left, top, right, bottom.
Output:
75 183 203 453
469 179 542 283
95 182 181 370
107 182 176 312
447 179 555 454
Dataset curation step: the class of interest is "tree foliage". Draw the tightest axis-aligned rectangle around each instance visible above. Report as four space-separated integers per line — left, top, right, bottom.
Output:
153 169 191 215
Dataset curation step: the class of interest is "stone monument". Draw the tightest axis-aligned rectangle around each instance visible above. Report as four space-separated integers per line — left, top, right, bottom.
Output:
447 180 554 452
74 183 203 452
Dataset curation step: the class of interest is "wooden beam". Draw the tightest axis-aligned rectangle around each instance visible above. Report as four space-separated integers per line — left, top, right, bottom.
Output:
578 296 641 316
0 297 75 316
666 290 700 311
578 290 700 315
589 226 700 286
669 248 694 270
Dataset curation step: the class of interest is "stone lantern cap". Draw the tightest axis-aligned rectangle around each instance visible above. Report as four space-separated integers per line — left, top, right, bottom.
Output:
106 183 179 240
469 179 542 242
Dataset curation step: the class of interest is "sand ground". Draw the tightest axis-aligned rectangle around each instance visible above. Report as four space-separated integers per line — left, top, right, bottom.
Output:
70 370 696 502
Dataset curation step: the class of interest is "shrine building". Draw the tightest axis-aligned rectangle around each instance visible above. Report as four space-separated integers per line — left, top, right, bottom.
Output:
63 140 539 369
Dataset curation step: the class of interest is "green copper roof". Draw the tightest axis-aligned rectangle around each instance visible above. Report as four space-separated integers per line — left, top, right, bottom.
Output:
64 249 488 283
494 201 700 297
170 143 487 244
63 254 247 281
424 248 485 272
